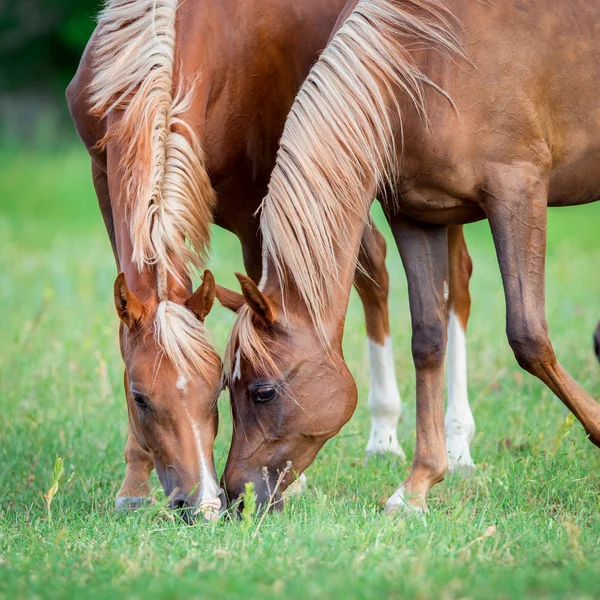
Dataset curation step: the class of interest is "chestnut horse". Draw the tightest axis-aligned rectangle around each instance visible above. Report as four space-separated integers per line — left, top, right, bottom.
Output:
222 0 600 513
66 0 475 515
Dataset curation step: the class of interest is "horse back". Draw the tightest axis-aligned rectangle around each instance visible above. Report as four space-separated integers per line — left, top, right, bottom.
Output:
399 0 600 216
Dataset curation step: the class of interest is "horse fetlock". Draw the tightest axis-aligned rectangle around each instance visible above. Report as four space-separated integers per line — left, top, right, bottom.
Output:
445 417 475 473
445 413 475 443
412 455 448 487
446 434 476 477
507 329 554 374
366 416 406 459
384 486 428 516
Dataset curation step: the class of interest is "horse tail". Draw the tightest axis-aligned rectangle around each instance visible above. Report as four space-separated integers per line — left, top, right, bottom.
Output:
89 0 215 283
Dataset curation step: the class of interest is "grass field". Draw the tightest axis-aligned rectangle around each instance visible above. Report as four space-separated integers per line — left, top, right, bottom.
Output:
1 147 600 599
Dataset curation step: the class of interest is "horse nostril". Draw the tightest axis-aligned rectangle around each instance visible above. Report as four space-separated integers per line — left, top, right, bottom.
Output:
217 489 227 514
172 498 195 524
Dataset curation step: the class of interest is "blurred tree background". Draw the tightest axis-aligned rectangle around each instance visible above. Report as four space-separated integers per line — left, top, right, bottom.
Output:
0 0 99 145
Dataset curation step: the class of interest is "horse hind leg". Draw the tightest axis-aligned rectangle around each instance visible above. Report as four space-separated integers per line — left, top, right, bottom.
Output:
354 222 405 460
445 226 476 475
485 164 600 448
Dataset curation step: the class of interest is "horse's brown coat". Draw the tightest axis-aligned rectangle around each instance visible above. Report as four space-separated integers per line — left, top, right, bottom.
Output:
67 0 473 511
225 0 600 512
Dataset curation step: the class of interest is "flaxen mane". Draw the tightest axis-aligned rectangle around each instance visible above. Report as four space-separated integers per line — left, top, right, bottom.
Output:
90 0 215 278
227 0 463 373
90 0 219 375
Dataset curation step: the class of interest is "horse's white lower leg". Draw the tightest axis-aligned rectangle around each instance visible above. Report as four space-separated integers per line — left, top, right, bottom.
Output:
283 473 307 499
365 337 405 459
445 310 475 473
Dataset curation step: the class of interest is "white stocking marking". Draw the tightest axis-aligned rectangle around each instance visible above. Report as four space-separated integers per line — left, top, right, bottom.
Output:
365 337 405 458
283 473 308 499
445 310 475 472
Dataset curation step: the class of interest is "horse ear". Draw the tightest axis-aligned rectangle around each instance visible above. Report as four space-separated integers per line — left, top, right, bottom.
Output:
215 284 245 313
235 272 277 327
185 270 216 322
114 273 144 329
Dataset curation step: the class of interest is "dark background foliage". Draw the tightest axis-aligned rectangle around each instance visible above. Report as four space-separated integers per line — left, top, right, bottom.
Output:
0 0 98 93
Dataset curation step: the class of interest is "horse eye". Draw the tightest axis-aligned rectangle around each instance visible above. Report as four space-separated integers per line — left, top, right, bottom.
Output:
252 386 276 403
133 394 149 410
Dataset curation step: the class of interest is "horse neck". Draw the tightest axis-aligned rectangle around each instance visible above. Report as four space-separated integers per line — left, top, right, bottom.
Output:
261 209 367 346
106 152 192 307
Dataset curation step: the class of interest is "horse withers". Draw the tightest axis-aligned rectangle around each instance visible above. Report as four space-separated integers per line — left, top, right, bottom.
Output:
222 0 600 514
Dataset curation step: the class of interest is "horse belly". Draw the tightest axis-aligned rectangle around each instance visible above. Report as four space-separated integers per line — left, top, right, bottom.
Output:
549 147 600 207
396 188 485 225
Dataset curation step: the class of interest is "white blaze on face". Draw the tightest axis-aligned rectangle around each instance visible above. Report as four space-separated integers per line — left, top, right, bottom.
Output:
365 336 405 458
176 374 188 392
182 403 223 521
445 309 475 472
189 418 223 520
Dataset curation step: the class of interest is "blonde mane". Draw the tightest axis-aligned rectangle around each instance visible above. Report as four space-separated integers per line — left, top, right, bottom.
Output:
262 0 461 336
225 0 463 373
90 0 216 280
154 301 221 378
90 0 218 375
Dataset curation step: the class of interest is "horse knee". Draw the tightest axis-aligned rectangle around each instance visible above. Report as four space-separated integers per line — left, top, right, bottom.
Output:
412 321 446 370
507 324 554 373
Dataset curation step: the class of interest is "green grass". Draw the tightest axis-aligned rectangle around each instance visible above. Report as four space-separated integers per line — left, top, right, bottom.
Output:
1 147 600 600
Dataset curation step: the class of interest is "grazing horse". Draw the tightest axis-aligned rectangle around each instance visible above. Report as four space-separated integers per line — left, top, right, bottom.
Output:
67 0 475 513
222 0 600 513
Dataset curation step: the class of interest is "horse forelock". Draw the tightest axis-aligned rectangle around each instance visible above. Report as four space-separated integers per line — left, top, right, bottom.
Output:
223 305 282 385
259 0 464 343
89 0 216 285
154 301 221 380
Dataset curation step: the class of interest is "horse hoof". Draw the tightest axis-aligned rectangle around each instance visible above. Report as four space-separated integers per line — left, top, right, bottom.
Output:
384 487 428 517
115 496 150 511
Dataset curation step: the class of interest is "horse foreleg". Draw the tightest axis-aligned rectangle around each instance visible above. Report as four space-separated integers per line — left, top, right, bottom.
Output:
354 222 404 459
445 225 475 474
115 422 154 510
92 164 156 510
385 217 449 513
485 166 600 447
